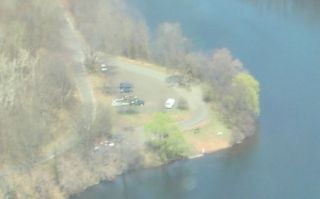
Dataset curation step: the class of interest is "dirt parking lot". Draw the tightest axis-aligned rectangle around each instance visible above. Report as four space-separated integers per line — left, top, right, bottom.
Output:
94 57 209 131
109 66 182 113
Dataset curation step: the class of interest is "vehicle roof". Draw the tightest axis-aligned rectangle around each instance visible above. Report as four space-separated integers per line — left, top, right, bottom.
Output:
120 82 133 86
166 98 175 102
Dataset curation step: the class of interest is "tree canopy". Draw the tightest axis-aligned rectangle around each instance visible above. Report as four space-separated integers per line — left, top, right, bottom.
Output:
145 113 189 162
232 72 260 116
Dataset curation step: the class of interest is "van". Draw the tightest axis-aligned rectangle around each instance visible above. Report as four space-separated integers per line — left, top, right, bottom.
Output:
165 98 175 109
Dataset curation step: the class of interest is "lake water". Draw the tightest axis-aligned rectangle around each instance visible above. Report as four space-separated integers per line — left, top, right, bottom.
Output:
72 0 320 198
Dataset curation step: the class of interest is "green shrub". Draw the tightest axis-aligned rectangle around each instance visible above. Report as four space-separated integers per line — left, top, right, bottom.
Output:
177 98 189 110
144 113 189 162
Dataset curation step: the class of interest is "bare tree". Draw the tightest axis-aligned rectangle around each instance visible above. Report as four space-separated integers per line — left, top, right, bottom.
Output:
153 22 191 68
69 0 151 59
209 48 244 87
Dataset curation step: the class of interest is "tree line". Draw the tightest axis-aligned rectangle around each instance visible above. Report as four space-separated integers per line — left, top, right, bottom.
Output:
0 0 80 198
0 0 76 166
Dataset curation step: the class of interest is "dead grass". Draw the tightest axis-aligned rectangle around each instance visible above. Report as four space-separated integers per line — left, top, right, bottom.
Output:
3 161 65 199
184 109 232 155
116 56 168 73
42 109 76 156
87 73 112 104
142 151 163 168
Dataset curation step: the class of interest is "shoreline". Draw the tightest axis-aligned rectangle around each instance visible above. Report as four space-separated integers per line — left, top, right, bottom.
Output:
70 144 232 198
68 57 235 198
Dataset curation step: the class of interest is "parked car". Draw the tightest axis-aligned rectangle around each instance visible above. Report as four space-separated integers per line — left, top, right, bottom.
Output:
130 98 145 106
111 99 129 106
123 95 137 101
100 63 108 72
121 87 132 93
119 82 133 93
165 98 175 109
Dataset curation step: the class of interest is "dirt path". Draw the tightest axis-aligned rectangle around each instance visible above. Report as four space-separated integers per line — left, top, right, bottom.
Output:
21 1 97 165
41 0 97 161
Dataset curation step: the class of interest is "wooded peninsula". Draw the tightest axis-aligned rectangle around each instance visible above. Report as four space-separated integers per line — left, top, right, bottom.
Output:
0 0 259 198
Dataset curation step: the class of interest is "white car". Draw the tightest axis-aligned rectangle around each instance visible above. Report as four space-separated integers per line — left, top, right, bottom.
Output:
100 63 108 72
111 99 129 106
165 98 175 109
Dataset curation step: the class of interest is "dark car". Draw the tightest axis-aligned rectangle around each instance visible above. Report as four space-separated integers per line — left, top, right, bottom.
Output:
120 87 132 93
130 98 145 106
119 82 133 93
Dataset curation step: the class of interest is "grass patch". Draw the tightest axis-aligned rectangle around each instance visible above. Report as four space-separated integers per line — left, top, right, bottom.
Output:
184 108 231 155
117 56 168 73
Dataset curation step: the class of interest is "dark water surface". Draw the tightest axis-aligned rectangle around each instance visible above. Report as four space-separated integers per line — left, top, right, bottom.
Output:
72 0 320 198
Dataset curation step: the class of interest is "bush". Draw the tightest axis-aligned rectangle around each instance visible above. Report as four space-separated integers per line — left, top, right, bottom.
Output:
144 113 189 162
177 98 189 110
202 86 216 103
